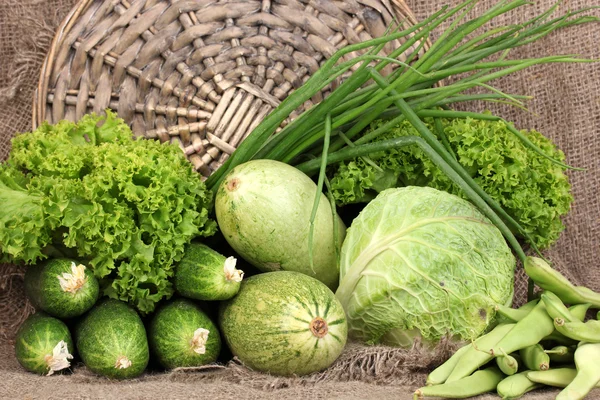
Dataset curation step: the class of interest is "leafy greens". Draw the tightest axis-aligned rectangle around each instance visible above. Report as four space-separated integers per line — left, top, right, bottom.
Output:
329 115 573 249
335 186 516 346
0 111 216 313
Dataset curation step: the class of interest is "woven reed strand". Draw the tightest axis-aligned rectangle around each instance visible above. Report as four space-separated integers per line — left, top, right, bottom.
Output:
34 0 427 178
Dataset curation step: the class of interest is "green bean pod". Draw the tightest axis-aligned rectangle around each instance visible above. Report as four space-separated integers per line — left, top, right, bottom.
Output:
527 368 578 388
543 330 578 346
569 303 591 321
528 368 600 388
575 286 600 306
524 257 585 304
556 343 600 400
554 318 600 343
519 344 549 371
496 371 542 400
525 257 600 307
445 324 515 383
541 292 579 322
426 345 470 386
597 310 600 320
414 367 504 399
495 300 538 323
490 302 554 357
496 352 519 376
545 345 575 364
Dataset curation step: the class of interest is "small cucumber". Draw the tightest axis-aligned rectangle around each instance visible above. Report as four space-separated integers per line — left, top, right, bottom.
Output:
174 243 243 301
24 258 99 319
76 299 149 379
15 313 74 375
149 299 221 369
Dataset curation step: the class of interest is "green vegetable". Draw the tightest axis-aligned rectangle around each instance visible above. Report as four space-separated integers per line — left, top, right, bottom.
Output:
527 368 600 388
329 115 572 249
414 367 504 399
541 291 580 322
545 346 575 364
15 313 74 376
0 111 216 313
206 0 596 266
556 342 600 400
526 257 600 307
149 299 221 369
335 186 515 346
554 318 600 342
445 323 515 383
24 258 99 319
449 302 554 382
569 303 592 321
76 299 149 379
495 300 538 323
519 344 549 371
496 351 519 376
426 345 471 386
219 271 347 376
215 160 345 290
496 371 542 400
174 243 243 301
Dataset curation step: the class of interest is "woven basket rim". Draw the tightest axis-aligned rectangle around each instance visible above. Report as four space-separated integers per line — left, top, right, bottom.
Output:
33 0 429 177
34 0 95 129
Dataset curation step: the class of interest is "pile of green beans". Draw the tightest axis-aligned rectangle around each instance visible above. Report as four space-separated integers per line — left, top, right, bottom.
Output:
415 256 600 400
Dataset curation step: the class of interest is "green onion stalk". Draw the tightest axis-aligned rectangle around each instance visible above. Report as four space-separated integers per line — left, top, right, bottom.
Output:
206 0 598 266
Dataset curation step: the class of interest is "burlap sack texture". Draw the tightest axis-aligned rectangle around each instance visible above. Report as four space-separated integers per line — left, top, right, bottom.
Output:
0 0 598 398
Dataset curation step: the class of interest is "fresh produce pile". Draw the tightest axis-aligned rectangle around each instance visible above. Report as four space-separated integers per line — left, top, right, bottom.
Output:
0 111 216 313
4 0 600 399
415 257 600 399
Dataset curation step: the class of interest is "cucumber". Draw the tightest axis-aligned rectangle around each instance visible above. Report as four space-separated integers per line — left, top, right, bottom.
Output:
174 243 243 301
15 313 74 375
219 271 348 376
149 299 221 369
75 299 149 379
24 258 99 319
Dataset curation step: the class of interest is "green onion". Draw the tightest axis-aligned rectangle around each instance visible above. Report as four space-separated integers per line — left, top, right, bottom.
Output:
206 0 598 258
307 114 332 274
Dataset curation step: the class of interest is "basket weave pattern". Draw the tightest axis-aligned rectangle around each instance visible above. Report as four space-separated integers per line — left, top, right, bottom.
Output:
34 0 424 177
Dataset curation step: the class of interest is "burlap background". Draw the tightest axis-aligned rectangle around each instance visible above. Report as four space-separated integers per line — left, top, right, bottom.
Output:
0 0 598 398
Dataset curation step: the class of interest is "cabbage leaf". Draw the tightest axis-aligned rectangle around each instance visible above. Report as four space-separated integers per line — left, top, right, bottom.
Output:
335 186 515 346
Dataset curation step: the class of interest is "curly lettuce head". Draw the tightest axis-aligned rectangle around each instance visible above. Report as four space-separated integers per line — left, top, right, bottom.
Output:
335 186 515 347
1 111 216 313
330 115 573 249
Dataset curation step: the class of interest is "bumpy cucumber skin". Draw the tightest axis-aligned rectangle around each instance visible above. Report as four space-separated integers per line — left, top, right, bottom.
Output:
15 313 74 375
75 299 149 379
24 258 99 319
215 160 345 291
149 299 221 369
174 243 241 300
219 271 348 377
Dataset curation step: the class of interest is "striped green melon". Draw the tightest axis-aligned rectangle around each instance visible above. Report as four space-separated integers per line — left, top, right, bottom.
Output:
219 271 347 376
149 299 221 369
75 299 149 379
215 160 346 291
15 313 74 375
174 243 243 301
24 258 99 319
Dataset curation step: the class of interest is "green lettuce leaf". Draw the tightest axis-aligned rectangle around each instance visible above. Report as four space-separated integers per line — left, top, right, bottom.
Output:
330 114 573 249
1 111 216 313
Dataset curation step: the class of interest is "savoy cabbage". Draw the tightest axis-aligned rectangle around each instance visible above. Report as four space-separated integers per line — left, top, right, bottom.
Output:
335 186 515 346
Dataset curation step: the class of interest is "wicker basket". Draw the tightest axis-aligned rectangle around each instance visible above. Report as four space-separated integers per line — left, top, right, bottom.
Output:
34 0 427 178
